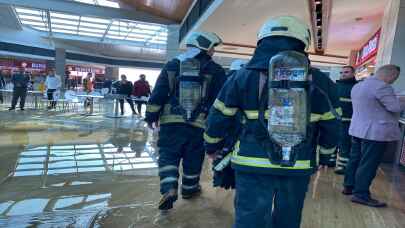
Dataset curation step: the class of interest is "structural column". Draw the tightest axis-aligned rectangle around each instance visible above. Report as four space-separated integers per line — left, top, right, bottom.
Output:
376 0 405 91
105 67 119 81
55 48 66 89
166 24 180 61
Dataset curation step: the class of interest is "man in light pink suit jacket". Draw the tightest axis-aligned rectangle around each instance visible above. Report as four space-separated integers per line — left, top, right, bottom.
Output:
343 65 405 207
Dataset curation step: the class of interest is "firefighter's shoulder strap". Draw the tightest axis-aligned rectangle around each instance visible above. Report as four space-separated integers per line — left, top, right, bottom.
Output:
312 83 342 121
167 59 180 95
258 72 268 122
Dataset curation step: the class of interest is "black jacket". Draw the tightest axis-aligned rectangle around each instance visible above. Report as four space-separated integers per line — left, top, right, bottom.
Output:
12 73 30 88
204 37 340 176
0 74 5 88
114 80 133 96
336 77 357 122
145 51 227 129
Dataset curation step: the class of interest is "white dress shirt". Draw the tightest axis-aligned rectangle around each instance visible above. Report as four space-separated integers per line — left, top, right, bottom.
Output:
45 75 61 90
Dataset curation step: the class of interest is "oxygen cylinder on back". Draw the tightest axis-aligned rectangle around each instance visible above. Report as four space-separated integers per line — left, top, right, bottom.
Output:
179 58 202 121
268 51 310 167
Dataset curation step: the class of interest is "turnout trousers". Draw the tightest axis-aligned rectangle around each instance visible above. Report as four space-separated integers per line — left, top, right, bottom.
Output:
337 122 351 170
158 124 205 197
234 171 310 228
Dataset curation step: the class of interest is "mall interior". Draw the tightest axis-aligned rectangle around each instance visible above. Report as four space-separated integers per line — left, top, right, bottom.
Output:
0 0 405 227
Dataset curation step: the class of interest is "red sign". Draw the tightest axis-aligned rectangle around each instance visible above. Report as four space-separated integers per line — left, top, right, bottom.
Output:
356 29 381 66
0 59 47 70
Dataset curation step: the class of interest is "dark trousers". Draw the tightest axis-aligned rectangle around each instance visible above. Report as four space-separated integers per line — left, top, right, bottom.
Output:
47 89 57 108
337 122 351 169
0 91 3 103
135 101 147 115
11 87 27 109
234 171 310 228
344 137 387 198
158 124 205 196
119 97 135 114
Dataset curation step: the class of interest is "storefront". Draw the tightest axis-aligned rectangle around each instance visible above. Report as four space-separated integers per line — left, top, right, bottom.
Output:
354 29 381 79
0 58 48 77
66 65 105 89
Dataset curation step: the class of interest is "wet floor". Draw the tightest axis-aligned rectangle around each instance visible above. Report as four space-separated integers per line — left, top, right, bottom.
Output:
0 106 405 227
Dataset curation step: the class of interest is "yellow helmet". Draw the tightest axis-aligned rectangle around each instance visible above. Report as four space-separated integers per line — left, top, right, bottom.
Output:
185 31 222 51
257 16 311 50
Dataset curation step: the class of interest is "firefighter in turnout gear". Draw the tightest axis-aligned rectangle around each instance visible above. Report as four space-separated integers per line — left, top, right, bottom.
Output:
145 31 227 211
204 16 340 228
335 65 357 175
209 60 247 190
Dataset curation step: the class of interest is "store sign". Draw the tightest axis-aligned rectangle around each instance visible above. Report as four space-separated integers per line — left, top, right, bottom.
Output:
67 65 105 74
356 29 381 66
0 59 47 70
31 63 47 69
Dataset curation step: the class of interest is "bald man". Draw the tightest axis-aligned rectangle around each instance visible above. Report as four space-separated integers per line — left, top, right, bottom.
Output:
343 64 405 207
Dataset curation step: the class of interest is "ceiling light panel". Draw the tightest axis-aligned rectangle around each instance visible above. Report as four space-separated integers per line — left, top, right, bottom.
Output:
52 29 78 35
15 7 49 32
72 0 120 8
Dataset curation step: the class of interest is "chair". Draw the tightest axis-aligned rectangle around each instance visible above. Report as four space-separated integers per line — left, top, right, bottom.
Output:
89 91 103 113
101 88 109 95
64 90 78 112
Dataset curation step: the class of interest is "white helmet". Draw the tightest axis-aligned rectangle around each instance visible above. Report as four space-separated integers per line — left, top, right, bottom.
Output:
257 16 311 50
229 59 248 71
185 31 222 51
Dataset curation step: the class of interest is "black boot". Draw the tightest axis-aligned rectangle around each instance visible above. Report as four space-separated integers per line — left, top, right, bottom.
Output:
158 189 178 210
182 185 202 199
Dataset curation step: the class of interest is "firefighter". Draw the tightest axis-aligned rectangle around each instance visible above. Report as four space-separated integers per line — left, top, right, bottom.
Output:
209 59 247 190
204 16 340 228
335 65 357 175
145 31 227 211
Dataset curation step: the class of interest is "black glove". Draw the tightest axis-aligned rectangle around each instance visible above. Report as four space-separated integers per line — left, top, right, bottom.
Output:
212 153 235 190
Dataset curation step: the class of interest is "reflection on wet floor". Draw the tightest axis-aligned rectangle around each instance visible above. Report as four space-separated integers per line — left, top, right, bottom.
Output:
14 144 157 177
1 109 405 227
0 110 233 227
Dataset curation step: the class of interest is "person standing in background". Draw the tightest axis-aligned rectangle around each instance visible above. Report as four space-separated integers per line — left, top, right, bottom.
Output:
335 66 357 175
9 67 30 111
83 73 93 109
45 69 61 110
133 74 151 116
83 73 93 93
0 70 6 104
343 64 405 207
114 74 137 115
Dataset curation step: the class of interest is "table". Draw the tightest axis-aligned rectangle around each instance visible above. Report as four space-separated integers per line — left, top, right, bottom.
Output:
76 94 104 116
28 91 43 109
0 89 43 109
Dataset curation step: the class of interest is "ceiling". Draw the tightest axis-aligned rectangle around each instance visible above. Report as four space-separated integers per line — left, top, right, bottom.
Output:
196 0 387 58
200 0 311 48
326 0 387 55
120 0 193 22
55 38 166 61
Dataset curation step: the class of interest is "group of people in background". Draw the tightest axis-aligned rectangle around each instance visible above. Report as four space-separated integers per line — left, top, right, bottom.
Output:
112 73 151 116
337 64 405 207
1 67 151 114
143 16 405 228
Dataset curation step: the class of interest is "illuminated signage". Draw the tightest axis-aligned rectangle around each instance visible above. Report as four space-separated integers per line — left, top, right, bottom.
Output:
356 29 381 66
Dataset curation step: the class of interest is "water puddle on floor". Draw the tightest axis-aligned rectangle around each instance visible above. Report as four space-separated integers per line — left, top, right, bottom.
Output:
0 112 233 227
